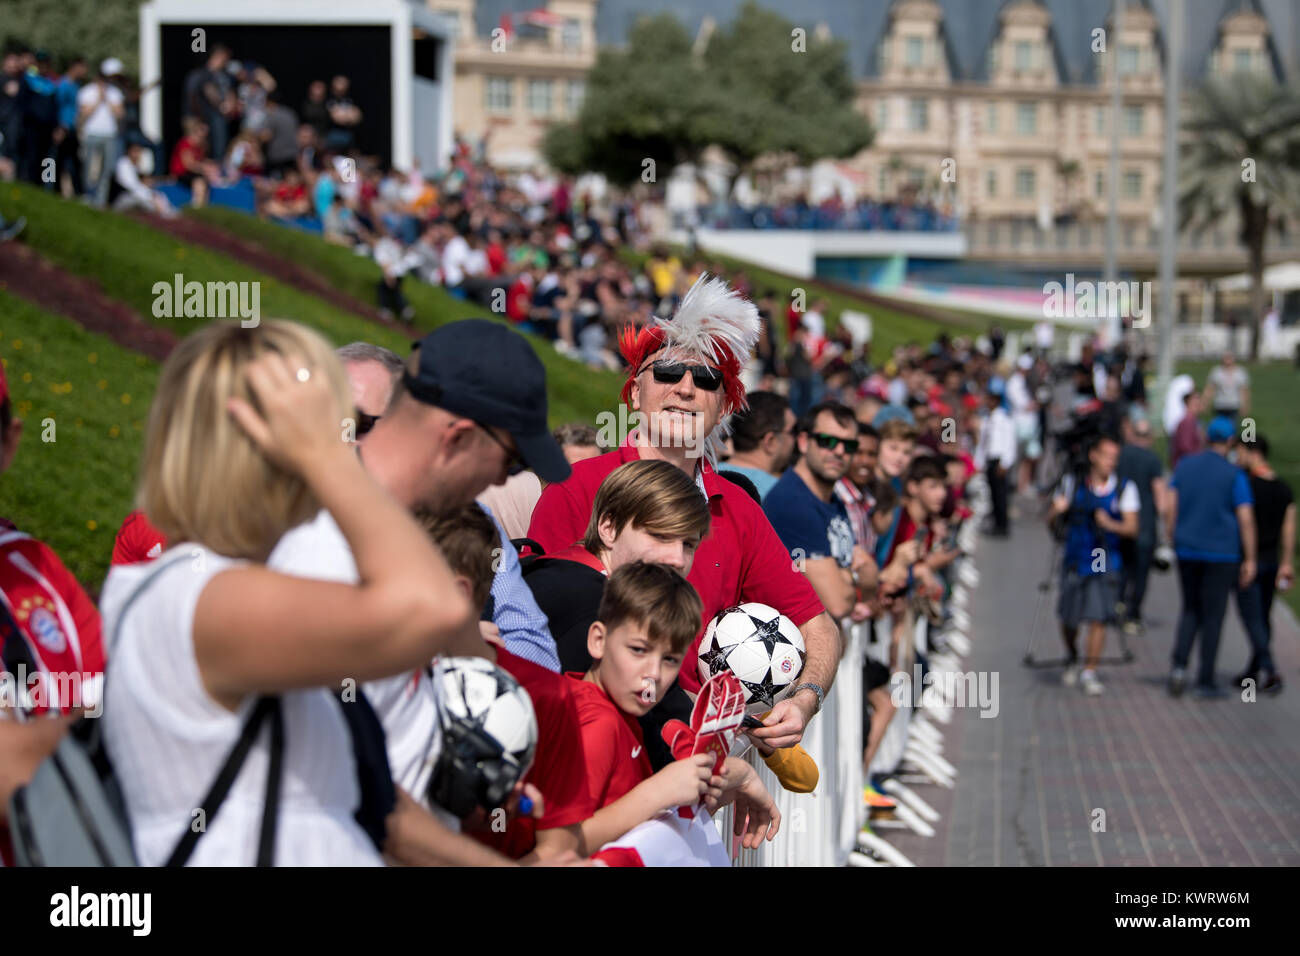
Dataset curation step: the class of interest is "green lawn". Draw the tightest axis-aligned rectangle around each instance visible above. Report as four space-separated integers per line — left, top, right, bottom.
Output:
1179 359 1300 617
4 183 621 426
1 292 158 595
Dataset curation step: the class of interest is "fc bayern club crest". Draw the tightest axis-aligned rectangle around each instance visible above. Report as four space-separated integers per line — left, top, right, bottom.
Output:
29 606 68 655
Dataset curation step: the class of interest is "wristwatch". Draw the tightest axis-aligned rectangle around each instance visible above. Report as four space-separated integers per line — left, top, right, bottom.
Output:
791 682 826 715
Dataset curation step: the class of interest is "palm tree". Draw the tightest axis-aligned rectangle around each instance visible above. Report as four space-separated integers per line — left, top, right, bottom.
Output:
1179 75 1300 359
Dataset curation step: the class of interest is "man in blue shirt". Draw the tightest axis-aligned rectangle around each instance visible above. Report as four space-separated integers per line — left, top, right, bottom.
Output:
1165 416 1257 698
53 56 86 198
764 401 867 621
720 391 795 502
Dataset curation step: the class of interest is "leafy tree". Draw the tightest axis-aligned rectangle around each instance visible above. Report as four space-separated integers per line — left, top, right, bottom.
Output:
543 14 712 186
2 0 141 76
696 1 873 193
1179 75 1300 359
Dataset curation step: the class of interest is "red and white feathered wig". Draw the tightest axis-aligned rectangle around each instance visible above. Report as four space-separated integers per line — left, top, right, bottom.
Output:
619 273 760 465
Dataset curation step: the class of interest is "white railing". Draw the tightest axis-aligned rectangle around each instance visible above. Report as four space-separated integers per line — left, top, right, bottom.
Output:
719 506 985 866
721 619 867 867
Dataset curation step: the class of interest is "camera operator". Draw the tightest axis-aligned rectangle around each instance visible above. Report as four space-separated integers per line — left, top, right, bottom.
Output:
1048 434 1139 696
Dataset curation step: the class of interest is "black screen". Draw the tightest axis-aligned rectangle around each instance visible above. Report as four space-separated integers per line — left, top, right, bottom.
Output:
159 24 393 165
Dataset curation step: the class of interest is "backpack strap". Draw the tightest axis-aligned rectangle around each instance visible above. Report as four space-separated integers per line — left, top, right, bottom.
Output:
106 552 284 867
166 695 283 867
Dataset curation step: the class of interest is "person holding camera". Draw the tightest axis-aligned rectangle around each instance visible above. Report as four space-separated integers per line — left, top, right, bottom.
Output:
1049 434 1139 696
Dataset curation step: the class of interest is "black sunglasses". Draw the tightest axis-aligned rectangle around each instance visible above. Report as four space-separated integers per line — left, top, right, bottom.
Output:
477 422 526 476
355 410 381 437
639 359 725 392
810 433 860 455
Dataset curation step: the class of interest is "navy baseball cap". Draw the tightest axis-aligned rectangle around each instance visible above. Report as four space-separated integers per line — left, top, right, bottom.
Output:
404 320 571 483
1207 416 1236 443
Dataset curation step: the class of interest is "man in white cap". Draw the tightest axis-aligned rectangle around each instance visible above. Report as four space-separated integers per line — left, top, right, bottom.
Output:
76 59 124 207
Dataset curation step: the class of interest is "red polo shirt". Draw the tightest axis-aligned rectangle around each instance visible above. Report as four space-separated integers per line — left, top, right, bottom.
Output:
528 443 825 694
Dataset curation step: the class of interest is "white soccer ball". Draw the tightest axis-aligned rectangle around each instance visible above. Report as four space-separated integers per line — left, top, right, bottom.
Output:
430 657 538 815
697 603 806 715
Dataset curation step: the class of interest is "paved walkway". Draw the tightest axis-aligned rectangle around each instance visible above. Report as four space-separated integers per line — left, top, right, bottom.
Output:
889 498 1300 866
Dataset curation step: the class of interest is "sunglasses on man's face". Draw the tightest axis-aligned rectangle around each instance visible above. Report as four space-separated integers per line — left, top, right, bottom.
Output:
477 421 526 476
355 410 381 437
640 360 725 392
810 433 860 455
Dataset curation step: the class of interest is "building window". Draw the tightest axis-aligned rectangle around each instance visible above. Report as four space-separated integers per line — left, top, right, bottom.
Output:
1094 104 1105 135
1016 101 1037 135
1119 44 1140 75
1123 104 1143 137
561 19 582 52
1015 167 1036 198
565 79 585 116
876 99 888 131
908 97 929 131
985 169 997 197
986 101 998 132
905 35 924 67
1234 49 1253 74
527 78 553 116
485 76 513 113
1122 169 1142 199
1094 171 1105 198
1015 40 1033 71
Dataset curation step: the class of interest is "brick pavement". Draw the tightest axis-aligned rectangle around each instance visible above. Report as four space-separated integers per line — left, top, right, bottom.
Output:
886 500 1300 866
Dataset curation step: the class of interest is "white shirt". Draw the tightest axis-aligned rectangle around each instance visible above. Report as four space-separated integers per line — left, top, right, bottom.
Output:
976 405 1018 469
77 82 123 138
441 235 471 286
114 155 153 204
100 545 381 866
267 511 447 818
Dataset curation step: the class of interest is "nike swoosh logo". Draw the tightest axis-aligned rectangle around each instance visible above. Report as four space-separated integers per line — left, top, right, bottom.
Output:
631 746 642 758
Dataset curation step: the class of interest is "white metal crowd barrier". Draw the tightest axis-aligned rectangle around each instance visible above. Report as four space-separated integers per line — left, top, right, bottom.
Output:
720 526 983 866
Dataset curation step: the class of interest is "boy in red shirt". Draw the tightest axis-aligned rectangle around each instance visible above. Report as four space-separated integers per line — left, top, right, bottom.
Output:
416 506 594 861
562 562 778 859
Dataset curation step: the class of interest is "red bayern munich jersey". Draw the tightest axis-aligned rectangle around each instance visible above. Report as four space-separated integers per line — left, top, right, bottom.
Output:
565 672 653 810
469 647 596 858
110 510 167 566
528 442 825 694
0 520 104 715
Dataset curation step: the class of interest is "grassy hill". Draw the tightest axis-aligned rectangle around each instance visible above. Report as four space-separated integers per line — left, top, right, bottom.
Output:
1 292 157 593
3 183 621 426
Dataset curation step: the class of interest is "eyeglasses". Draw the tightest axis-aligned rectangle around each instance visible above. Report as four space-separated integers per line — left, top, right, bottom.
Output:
810 433 860 455
477 422 526 476
639 359 725 393
355 410 381 437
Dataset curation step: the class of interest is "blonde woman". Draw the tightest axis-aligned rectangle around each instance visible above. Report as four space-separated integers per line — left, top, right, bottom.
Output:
100 321 474 866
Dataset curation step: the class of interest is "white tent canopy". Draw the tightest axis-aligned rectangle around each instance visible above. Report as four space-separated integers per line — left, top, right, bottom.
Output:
1213 261 1300 292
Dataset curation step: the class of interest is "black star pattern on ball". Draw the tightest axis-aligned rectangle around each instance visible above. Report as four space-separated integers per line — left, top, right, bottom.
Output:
699 641 733 679
747 613 792 659
740 674 779 711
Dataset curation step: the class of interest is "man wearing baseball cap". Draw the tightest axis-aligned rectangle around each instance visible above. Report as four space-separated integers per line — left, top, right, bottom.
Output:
1165 415 1256 699
269 320 568 818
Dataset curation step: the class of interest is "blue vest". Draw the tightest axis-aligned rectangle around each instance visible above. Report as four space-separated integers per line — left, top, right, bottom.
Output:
1063 477 1124 576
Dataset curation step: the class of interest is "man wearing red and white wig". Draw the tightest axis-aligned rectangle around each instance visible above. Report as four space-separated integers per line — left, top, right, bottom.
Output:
528 275 839 764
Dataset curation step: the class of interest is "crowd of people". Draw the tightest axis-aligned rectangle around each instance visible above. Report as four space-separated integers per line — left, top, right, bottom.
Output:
0 251 1292 865
697 194 959 232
